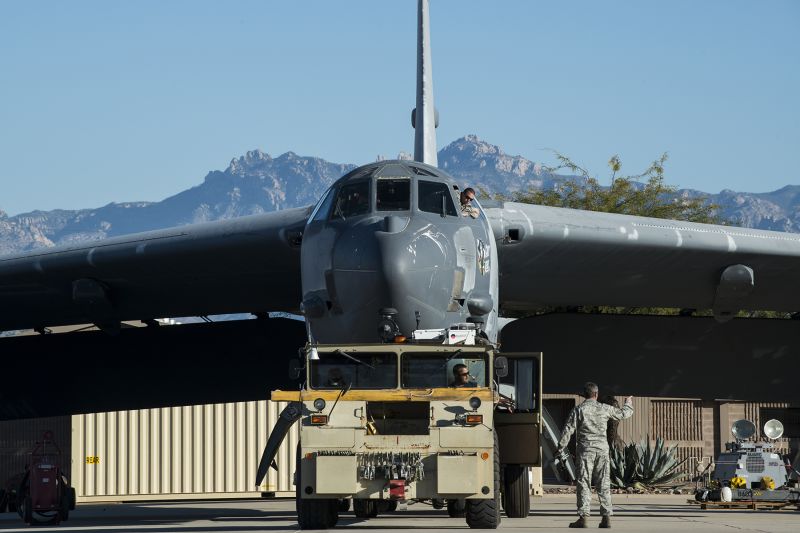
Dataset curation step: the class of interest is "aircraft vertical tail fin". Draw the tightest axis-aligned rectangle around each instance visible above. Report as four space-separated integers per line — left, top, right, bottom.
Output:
412 0 438 167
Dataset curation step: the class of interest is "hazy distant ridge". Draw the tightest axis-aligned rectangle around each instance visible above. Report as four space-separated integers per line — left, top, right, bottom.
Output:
2 135 798 256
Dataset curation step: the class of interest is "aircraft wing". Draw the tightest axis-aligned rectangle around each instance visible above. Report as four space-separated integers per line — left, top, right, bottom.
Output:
486 202 800 317
0 207 311 332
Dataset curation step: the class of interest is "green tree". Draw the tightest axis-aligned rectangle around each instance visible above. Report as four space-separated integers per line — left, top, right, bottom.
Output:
505 151 720 224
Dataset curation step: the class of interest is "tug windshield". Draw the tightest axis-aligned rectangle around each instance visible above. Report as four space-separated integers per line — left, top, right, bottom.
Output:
310 351 397 389
401 353 488 388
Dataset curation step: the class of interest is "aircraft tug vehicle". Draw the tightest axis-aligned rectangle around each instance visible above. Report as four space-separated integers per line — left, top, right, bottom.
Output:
256 327 543 529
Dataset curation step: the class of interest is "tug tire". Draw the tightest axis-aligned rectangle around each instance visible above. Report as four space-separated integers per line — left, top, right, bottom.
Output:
502 464 530 518
353 499 379 518
447 499 466 518
295 444 338 529
466 432 501 529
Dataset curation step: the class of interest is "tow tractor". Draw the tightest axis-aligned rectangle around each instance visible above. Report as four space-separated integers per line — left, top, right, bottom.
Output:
255 328 543 529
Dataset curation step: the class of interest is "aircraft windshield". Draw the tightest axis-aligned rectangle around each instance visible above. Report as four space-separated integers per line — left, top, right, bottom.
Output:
418 180 457 216
377 178 410 211
310 351 397 389
333 181 370 219
401 353 488 388
309 187 336 223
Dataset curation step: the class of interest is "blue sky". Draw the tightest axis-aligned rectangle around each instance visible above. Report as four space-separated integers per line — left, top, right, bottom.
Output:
1 0 798 215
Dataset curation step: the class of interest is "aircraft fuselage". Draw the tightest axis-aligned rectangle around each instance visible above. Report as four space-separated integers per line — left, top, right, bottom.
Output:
300 160 499 343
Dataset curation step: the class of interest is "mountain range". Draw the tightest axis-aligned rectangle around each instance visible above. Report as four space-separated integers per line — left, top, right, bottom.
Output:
2 135 799 256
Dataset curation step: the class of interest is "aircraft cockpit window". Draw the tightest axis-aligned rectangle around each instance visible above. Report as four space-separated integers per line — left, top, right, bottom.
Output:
332 181 370 219
309 188 336 223
377 178 410 211
418 180 458 217
409 166 436 177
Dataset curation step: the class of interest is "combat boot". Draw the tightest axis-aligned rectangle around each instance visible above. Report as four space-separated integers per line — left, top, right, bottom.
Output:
599 515 612 528
569 516 588 528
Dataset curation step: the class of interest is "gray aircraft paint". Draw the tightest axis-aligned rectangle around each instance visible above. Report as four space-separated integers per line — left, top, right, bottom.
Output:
0 208 308 332
413 0 437 167
0 0 799 342
487 202 800 319
300 160 498 343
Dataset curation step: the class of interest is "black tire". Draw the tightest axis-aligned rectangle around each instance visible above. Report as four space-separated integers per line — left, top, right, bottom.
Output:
502 464 530 518
60 486 72 522
298 493 338 528
376 500 397 513
466 432 501 529
432 498 444 509
23 496 33 525
338 498 351 512
295 443 338 529
328 500 340 526
16 474 29 521
447 499 466 518
68 486 76 511
353 499 378 518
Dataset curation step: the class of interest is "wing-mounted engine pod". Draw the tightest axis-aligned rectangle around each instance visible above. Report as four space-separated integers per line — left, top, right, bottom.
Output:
713 264 754 323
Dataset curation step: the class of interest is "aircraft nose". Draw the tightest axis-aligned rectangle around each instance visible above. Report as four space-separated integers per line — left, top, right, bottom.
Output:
309 215 460 343
375 219 457 335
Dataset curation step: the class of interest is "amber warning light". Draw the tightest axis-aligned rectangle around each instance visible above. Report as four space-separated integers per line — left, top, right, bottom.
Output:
466 414 483 425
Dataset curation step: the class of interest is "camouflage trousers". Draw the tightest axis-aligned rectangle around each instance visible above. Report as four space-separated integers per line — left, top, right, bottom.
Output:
575 450 612 517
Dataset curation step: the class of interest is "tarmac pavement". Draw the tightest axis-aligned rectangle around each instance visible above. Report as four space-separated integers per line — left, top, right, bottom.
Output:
0 494 798 532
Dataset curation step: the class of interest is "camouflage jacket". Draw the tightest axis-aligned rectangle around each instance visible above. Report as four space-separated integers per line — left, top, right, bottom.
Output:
461 203 479 219
558 398 633 453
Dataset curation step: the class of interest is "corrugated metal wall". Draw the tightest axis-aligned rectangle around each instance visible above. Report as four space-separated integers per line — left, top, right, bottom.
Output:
649 399 707 479
0 416 71 487
650 400 703 442
71 401 297 500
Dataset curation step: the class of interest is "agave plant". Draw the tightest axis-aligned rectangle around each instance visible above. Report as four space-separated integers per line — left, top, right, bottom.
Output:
610 435 688 489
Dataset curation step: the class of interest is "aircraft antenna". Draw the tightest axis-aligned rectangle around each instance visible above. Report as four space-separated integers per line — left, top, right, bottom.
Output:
413 0 438 167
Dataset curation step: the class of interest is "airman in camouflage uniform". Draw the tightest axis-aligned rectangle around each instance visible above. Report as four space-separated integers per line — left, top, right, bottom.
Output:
557 382 633 528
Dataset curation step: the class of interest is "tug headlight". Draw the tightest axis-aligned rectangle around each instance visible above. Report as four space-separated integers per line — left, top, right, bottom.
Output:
313 398 326 412
469 397 482 410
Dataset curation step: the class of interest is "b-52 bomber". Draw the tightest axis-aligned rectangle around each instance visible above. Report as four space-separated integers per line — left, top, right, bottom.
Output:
0 0 798 404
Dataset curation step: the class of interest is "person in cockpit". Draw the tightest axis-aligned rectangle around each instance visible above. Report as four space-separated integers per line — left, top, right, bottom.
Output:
450 364 477 387
460 187 479 219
